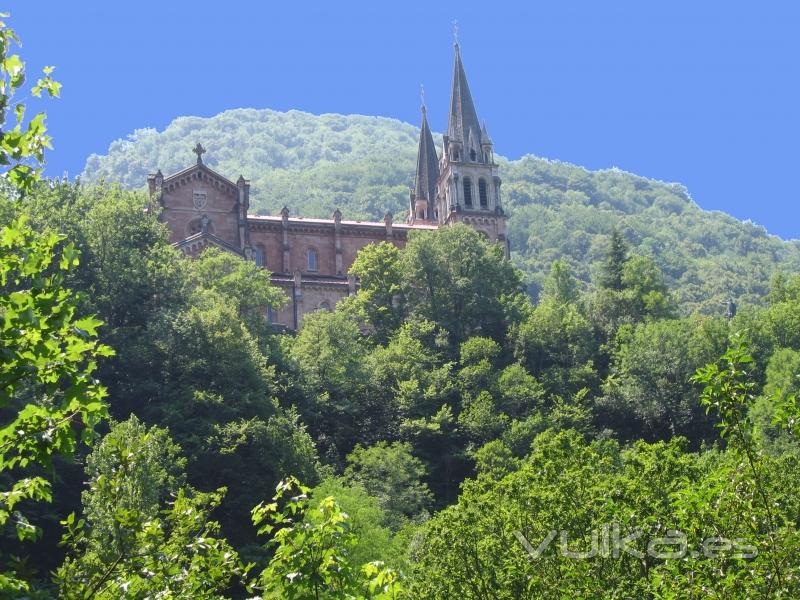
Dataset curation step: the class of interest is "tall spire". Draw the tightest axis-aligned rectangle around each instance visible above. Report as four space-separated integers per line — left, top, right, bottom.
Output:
413 103 440 209
448 42 483 146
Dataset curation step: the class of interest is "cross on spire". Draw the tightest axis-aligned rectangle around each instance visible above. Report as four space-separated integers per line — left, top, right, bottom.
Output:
193 143 206 164
452 19 459 46
420 83 426 112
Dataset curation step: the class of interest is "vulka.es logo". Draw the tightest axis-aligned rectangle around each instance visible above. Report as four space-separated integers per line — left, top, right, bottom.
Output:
514 524 758 561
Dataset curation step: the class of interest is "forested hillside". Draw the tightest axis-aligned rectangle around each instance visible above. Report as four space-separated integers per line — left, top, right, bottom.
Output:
6 18 800 598
82 108 800 312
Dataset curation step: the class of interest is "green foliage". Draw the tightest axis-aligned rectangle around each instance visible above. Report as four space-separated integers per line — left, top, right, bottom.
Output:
79 416 185 561
399 224 522 348
0 13 60 194
410 424 800 598
0 17 114 594
289 309 373 462
343 241 404 343
57 416 246 598
0 217 112 593
188 246 286 332
252 477 406 599
591 250 677 337
512 292 597 397
344 442 432 530
309 477 405 569
540 259 579 305
599 317 727 442
16 181 319 551
4 34 800 594
600 227 628 291
58 488 245 599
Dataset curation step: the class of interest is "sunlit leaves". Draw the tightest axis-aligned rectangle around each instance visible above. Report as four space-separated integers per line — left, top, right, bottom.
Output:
252 477 407 599
0 14 59 194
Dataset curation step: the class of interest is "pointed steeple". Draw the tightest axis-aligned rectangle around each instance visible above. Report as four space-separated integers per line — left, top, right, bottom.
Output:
481 120 491 144
413 103 440 210
448 43 483 147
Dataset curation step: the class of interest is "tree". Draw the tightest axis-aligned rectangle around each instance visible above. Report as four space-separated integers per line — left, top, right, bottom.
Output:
599 317 727 443
344 442 432 530
541 259 579 305
592 252 676 337
58 489 245 599
188 246 286 334
0 218 113 594
56 417 247 599
0 20 112 593
599 228 628 291
79 416 185 562
0 13 61 195
252 477 406 600
399 224 522 349
0 13 111 596
310 477 403 569
363 320 464 503
410 421 800 598
513 295 598 398
344 241 404 343
289 309 373 463
149 290 319 547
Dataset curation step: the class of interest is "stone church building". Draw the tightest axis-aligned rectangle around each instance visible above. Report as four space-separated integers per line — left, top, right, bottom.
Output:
149 43 508 329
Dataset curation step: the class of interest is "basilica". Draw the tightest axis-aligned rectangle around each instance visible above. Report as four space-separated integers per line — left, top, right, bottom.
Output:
149 42 508 329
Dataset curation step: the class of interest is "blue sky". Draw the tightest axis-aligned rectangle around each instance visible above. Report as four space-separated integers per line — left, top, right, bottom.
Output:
9 1 800 238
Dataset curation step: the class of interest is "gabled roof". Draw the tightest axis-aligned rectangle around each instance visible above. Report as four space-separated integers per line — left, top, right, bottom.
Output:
174 231 244 256
158 162 240 195
414 106 440 206
448 43 483 145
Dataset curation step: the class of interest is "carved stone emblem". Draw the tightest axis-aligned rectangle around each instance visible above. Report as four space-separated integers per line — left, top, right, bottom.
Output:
193 191 207 209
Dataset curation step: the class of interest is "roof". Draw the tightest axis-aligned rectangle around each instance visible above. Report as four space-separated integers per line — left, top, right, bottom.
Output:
174 231 245 255
413 106 440 208
155 161 242 194
448 43 484 146
247 214 438 230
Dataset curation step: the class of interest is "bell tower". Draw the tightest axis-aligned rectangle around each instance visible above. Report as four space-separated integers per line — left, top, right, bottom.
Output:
434 42 508 255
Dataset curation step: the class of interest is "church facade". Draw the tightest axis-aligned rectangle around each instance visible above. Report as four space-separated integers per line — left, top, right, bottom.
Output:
150 43 508 329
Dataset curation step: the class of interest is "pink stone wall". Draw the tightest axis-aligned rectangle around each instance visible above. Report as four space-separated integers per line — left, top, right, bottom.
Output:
159 168 240 248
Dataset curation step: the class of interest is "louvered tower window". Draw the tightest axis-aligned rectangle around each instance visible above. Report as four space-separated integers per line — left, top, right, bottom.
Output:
479 179 488 207
463 178 473 207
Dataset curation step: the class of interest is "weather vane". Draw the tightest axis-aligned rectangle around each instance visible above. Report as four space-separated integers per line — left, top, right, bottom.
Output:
453 19 459 45
420 83 426 110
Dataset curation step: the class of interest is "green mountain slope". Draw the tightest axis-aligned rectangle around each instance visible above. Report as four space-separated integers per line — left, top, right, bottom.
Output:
81 108 800 313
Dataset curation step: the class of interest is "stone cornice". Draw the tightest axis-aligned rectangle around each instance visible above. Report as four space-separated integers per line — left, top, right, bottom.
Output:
157 163 238 197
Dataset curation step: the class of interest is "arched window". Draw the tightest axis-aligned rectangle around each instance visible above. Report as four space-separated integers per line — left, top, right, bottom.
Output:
319 301 331 311
254 245 265 267
266 306 274 323
479 179 488 208
470 148 476 161
463 177 473 207
307 248 319 272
